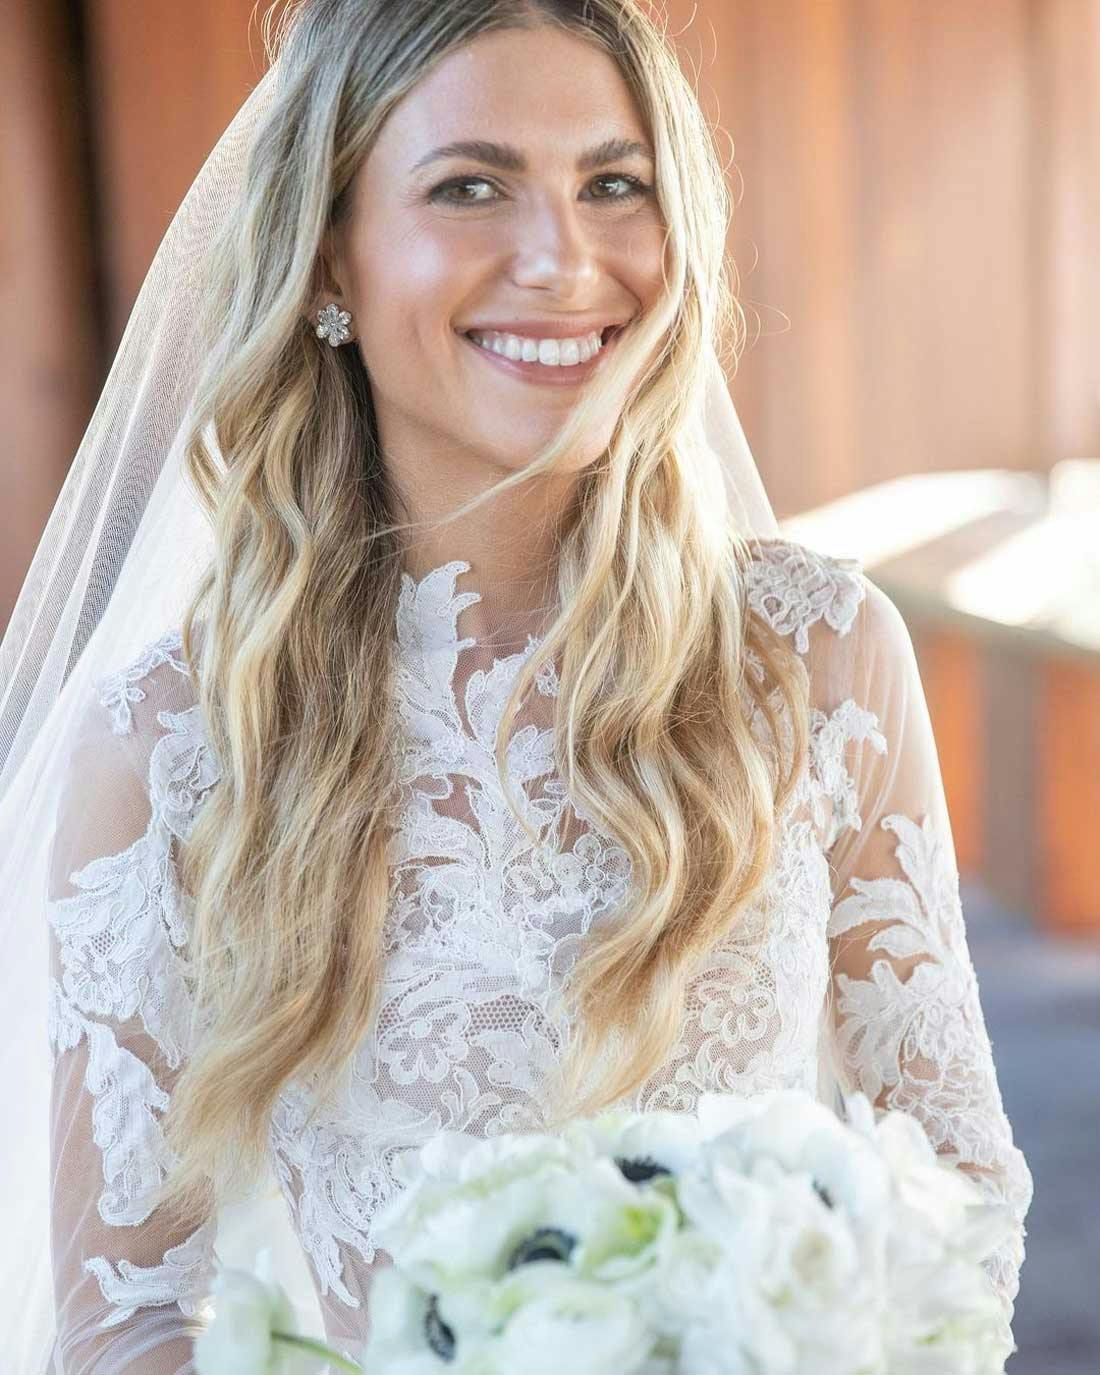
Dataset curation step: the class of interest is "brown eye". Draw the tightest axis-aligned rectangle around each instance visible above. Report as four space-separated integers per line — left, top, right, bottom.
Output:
429 173 652 205
589 174 650 201
429 177 498 203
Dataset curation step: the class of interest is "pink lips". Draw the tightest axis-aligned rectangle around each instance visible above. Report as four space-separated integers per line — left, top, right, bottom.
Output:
459 325 623 386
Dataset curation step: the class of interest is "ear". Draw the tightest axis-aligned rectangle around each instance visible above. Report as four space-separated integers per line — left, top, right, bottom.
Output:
304 230 357 339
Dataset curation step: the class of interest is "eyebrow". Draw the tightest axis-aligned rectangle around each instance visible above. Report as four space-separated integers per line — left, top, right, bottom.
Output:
410 136 655 175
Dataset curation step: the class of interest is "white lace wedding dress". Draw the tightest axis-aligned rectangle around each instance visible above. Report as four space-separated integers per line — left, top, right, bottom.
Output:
44 537 1034 1372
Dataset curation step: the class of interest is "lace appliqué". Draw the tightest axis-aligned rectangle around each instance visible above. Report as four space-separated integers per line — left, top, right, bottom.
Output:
827 811 1034 1308
94 628 191 735
84 1224 219 1327
48 703 219 1067
47 679 222 1326
746 540 865 654
809 700 888 849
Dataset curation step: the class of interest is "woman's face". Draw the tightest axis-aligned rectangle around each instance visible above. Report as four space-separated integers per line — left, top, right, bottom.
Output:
323 24 667 487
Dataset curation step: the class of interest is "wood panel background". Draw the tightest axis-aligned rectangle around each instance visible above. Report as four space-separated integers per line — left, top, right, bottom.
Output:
0 0 100 636
667 0 1098 515
83 0 265 347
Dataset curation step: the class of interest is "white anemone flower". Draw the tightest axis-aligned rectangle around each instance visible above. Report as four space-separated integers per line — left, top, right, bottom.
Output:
563 1105 707 1179
450 1265 657 1375
361 1265 457 1374
372 1128 678 1294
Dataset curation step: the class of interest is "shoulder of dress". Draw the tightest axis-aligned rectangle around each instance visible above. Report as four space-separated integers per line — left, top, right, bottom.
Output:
742 536 867 655
93 627 193 736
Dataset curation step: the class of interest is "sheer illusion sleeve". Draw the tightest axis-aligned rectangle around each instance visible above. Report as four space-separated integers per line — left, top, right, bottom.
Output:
45 639 219 1374
821 580 1034 1332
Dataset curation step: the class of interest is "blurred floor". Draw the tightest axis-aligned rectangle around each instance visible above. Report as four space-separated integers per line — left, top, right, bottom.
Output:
960 879 1100 1373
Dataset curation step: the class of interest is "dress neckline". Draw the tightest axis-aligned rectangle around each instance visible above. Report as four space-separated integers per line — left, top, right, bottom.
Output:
397 559 560 659
393 539 796 661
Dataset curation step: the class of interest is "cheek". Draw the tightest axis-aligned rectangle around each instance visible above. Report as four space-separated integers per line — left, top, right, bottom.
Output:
633 223 671 297
590 218 667 305
355 228 491 342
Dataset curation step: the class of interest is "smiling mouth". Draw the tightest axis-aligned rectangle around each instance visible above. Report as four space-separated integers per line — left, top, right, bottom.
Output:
458 322 628 378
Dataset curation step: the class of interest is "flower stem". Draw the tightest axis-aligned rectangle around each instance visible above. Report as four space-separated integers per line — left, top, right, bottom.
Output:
272 1329 363 1372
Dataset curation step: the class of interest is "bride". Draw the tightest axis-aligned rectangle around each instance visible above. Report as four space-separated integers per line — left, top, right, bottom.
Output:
0 1 1032 1371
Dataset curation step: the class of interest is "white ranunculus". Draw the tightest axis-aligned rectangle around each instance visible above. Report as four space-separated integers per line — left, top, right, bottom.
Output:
880 1191 1014 1373
194 1247 314 1375
745 1170 885 1375
673 1148 887 1375
841 1092 1016 1371
645 1227 726 1344
884 1255 1012 1375
657 1150 769 1322
851 1100 1016 1272
844 1092 1015 1258
874 1108 1017 1255
705 1090 893 1233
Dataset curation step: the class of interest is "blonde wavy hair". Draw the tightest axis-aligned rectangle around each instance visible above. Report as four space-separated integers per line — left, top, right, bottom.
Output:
153 0 811 1230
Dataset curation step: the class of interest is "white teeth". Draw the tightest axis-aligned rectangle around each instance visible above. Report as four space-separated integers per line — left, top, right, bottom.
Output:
466 328 606 367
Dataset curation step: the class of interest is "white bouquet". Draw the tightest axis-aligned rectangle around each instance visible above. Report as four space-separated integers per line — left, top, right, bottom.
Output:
195 1088 1018 1375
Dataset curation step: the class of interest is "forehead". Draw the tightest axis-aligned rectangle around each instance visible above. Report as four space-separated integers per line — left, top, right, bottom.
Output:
367 26 649 170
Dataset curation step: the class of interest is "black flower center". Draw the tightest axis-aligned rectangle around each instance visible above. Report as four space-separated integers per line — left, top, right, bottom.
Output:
615 1153 672 1184
506 1225 578 1269
424 1293 456 1361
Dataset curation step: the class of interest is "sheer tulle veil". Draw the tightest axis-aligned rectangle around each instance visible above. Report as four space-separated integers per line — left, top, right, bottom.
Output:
0 52 779 1372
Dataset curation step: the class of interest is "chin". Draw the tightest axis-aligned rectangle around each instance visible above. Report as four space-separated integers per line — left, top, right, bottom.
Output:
485 435 604 480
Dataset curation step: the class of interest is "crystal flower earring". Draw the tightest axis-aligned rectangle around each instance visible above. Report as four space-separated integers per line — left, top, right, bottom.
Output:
316 302 353 347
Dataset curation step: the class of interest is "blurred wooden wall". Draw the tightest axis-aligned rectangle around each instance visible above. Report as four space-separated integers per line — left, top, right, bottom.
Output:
0 0 261 633
668 0 1100 514
84 0 265 346
2 0 1099 625
0 0 99 639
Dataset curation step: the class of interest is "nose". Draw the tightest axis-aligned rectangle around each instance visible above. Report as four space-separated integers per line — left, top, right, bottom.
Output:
510 194 600 297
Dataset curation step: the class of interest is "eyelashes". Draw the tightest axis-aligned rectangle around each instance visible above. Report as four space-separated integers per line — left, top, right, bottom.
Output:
428 172 654 206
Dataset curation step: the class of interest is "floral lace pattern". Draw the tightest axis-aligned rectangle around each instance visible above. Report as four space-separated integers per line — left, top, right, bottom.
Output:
743 540 865 654
827 810 1032 1301
47 702 222 1329
46 538 1032 1364
94 630 194 736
